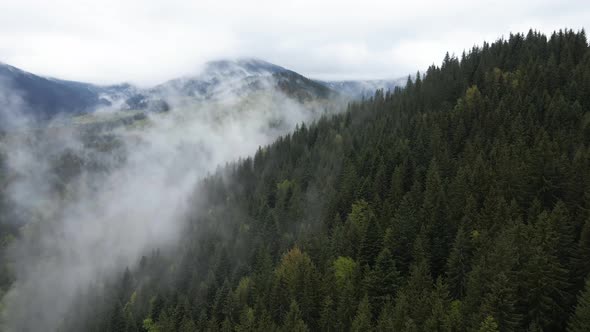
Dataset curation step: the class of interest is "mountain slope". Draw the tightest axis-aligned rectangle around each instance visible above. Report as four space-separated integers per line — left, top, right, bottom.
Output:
1 57 409 125
317 77 407 98
0 60 346 331
142 58 337 105
0 62 114 119
0 59 340 122
56 29 590 332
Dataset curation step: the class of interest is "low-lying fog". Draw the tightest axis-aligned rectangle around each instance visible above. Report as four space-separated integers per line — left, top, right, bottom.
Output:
0 77 337 331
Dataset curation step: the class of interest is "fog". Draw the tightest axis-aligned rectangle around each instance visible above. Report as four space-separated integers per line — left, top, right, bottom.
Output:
0 74 336 331
3 1 589 85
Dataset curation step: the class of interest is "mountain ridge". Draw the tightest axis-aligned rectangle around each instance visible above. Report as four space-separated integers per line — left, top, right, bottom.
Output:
0 58 404 123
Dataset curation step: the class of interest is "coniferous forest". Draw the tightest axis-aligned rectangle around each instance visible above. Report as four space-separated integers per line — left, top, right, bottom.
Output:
31 29 590 331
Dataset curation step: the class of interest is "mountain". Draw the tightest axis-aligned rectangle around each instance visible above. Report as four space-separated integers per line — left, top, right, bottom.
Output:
0 62 117 120
133 58 336 108
317 77 407 98
151 58 288 98
0 59 340 122
0 57 414 128
53 30 590 332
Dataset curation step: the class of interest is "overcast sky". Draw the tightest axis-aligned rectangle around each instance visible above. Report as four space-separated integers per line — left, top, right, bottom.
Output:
0 0 588 86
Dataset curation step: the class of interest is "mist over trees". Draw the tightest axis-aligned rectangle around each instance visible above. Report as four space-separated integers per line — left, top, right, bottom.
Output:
2 28 590 331
34 28 588 331
0 69 339 331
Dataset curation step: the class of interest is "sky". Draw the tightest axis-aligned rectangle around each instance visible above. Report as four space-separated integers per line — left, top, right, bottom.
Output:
0 0 588 86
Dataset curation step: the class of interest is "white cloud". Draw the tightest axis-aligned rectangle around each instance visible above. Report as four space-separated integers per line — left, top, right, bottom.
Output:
0 0 588 84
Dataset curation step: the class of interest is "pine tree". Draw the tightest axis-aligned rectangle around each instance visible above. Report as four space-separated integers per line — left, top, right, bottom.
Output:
386 194 421 273
235 306 255 332
424 278 451 331
422 159 450 277
446 227 471 299
521 213 571 330
319 296 336 332
274 247 319 324
359 215 383 268
550 201 575 266
445 300 464 332
256 307 277 332
351 295 373 332
480 272 521 331
478 316 500 332
364 248 401 310
282 301 309 332
376 298 395 331
333 256 358 330
221 317 232 332
573 219 590 291
392 290 411 331
179 317 197 332
110 301 127 332
402 255 434 329
568 277 590 332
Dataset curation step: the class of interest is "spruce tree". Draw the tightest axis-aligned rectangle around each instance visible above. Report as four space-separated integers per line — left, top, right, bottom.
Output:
446 227 471 299
282 301 309 332
568 277 590 332
351 295 373 332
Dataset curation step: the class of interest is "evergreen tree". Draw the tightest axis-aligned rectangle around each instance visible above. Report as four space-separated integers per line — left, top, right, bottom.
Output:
110 302 127 332
282 301 309 332
376 298 395 331
319 296 336 332
573 219 590 290
364 248 401 310
478 316 500 332
568 277 590 332
446 227 471 299
480 272 521 331
424 278 451 331
351 295 373 332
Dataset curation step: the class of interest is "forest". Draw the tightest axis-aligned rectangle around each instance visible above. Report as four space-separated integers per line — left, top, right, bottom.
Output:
7 29 590 331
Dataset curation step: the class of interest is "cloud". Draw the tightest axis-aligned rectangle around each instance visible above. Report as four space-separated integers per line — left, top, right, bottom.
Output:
0 0 588 85
0 73 339 331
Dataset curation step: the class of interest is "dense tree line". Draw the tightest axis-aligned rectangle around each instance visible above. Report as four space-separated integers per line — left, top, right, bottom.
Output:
52 29 590 331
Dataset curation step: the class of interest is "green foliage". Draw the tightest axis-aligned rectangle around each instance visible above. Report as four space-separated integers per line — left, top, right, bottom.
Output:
376 298 395 331
478 315 500 332
351 295 373 332
568 277 590 332
53 29 590 332
282 301 309 332
446 227 471 299
319 296 336 332
142 318 160 332
364 248 401 310
333 256 357 288
480 272 521 331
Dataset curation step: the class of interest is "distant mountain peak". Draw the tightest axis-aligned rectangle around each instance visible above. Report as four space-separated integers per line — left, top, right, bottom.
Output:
1 58 403 125
199 58 289 80
205 57 286 70
151 58 299 100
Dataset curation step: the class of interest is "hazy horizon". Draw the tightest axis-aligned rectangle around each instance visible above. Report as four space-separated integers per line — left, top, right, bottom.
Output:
0 57 407 88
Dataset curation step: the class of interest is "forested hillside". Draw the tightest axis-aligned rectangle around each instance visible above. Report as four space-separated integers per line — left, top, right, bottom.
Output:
62 29 590 331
